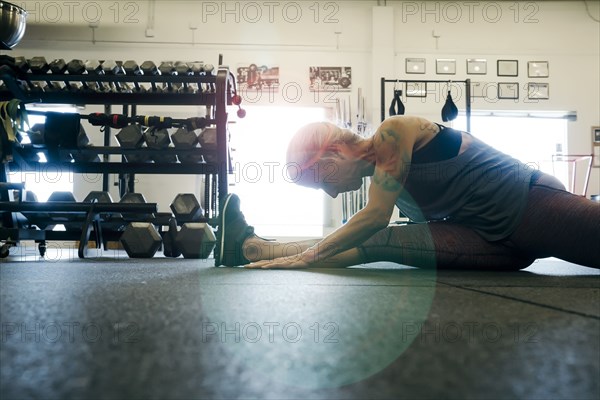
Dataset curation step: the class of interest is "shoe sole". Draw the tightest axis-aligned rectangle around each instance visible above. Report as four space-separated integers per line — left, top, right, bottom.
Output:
217 194 236 265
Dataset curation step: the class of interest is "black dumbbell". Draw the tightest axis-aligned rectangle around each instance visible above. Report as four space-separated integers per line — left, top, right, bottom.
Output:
143 127 177 163
67 59 95 91
115 124 150 163
82 191 123 233
102 60 126 92
49 58 67 74
29 56 59 92
119 192 153 222
171 127 203 163
198 127 217 163
175 61 196 93
174 222 216 259
72 124 101 162
123 60 145 92
158 61 177 92
162 217 182 258
46 191 80 231
85 59 111 92
140 61 160 92
48 58 68 90
170 193 204 222
120 222 163 258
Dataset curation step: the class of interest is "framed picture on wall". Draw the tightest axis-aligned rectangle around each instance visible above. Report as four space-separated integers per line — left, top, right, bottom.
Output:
466 59 487 75
497 60 518 77
528 82 549 100
236 63 280 92
471 82 495 99
436 59 456 75
528 61 549 78
308 66 352 92
406 58 426 74
593 126 600 144
498 82 519 100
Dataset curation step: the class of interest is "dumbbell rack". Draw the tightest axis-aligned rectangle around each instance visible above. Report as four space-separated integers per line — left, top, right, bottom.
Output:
0 59 236 258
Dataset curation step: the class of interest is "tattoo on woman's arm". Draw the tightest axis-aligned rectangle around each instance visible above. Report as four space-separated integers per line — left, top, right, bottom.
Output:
372 169 403 192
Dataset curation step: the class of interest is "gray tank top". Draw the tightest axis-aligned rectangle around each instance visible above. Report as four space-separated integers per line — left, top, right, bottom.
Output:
395 132 537 241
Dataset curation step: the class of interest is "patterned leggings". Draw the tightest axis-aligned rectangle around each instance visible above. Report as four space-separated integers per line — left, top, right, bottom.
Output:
357 174 600 270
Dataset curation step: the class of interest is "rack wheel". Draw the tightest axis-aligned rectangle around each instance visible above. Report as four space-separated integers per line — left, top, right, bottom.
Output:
38 243 46 257
0 244 10 259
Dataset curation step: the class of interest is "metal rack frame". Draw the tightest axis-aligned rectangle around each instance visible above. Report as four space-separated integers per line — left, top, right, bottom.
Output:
0 60 236 258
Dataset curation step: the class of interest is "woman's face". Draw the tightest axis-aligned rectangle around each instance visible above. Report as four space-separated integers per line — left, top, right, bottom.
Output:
295 155 365 198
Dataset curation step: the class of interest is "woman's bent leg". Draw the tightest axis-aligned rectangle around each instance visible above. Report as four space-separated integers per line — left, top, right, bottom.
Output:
508 179 600 268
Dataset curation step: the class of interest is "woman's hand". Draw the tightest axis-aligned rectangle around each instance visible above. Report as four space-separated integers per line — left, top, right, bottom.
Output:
245 254 313 269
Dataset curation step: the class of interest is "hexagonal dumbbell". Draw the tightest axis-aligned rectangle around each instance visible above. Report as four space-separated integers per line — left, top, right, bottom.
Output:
46 191 80 231
174 223 216 259
48 58 68 90
72 125 101 162
174 61 195 93
120 222 162 258
116 125 150 163
171 127 203 163
158 61 177 92
162 217 181 258
123 60 145 92
140 61 160 92
83 191 120 230
170 193 204 223
66 59 92 91
119 192 152 222
28 56 55 91
143 128 177 163
102 60 126 92
198 127 217 163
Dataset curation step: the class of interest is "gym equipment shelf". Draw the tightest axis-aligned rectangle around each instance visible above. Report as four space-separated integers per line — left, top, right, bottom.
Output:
0 58 237 259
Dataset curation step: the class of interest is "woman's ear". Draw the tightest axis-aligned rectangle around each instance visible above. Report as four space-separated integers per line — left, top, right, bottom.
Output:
326 143 342 153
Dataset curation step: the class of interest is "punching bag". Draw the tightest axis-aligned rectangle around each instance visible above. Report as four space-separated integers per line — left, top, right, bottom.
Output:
389 90 405 116
441 90 458 122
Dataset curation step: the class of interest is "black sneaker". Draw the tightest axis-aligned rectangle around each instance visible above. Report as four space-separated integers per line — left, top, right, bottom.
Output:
214 194 255 267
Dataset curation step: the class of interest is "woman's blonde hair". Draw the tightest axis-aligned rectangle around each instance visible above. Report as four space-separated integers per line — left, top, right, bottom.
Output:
286 122 360 171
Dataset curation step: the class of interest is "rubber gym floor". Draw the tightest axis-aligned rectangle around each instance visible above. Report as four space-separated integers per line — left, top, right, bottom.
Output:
1 248 598 400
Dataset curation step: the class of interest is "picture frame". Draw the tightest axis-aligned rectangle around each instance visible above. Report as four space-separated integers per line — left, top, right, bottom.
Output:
593 126 600 168
308 66 352 92
406 82 427 97
436 59 456 75
470 81 495 99
406 58 426 74
528 61 549 78
593 126 600 144
497 60 518 77
498 82 519 100
466 59 487 75
528 82 549 100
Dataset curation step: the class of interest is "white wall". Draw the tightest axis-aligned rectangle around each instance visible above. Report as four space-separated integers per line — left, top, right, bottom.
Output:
5 0 600 219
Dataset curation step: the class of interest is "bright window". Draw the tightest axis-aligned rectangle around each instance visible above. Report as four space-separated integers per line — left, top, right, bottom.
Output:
229 106 326 238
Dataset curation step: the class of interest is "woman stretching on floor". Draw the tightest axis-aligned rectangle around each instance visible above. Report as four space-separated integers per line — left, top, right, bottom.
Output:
214 115 600 269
